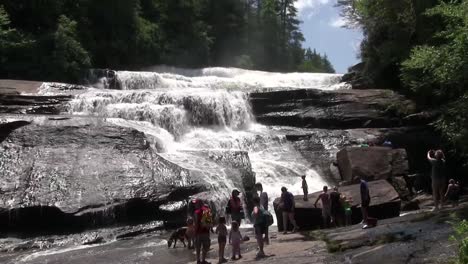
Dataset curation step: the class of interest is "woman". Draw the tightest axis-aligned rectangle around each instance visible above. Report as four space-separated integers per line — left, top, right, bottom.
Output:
427 149 446 211
251 196 266 259
227 189 243 226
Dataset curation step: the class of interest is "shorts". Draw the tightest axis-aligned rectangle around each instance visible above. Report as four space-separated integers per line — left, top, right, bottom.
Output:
254 224 267 236
218 235 227 244
322 206 331 218
195 233 210 251
361 199 370 208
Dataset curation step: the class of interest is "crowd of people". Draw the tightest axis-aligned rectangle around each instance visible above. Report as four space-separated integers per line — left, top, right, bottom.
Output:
180 148 460 264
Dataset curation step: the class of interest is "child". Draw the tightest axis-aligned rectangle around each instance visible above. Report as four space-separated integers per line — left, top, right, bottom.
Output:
229 221 242 260
342 195 353 226
301 175 308 201
186 217 195 249
445 179 460 207
215 217 228 264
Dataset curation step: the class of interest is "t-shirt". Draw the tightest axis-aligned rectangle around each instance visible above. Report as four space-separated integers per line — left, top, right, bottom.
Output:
252 205 265 225
229 230 242 243
229 196 242 214
195 206 210 234
360 180 370 202
430 159 445 180
330 191 342 209
281 191 294 211
216 224 228 237
259 192 268 210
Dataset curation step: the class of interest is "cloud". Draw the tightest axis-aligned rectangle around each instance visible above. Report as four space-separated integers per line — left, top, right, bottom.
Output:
295 0 330 18
329 17 347 28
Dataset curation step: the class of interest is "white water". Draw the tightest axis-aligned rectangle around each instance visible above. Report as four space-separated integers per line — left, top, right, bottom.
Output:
47 67 347 214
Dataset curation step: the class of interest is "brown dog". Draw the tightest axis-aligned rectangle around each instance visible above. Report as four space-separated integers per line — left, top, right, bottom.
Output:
167 227 188 248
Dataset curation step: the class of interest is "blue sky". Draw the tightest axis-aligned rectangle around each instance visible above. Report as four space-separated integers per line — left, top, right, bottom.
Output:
296 0 363 73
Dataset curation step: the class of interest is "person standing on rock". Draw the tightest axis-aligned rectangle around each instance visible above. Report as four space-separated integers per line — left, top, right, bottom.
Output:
227 189 243 226
314 186 331 228
330 186 344 227
194 199 212 264
360 176 371 226
280 187 299 234
301 175 308 201
255 183 269 244
427 149 446 211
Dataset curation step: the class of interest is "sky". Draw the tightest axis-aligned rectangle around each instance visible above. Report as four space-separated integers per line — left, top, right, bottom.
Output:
295 0 363 73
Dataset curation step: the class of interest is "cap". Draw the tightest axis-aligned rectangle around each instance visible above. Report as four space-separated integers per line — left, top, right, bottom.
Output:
232 189 240 195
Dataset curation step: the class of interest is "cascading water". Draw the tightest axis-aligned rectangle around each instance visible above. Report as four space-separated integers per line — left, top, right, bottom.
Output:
42 67 348 217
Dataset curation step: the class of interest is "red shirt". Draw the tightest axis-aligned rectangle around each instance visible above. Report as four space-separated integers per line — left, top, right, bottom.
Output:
195 206 210 234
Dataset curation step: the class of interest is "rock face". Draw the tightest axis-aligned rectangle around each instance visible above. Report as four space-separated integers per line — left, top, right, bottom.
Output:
336 146 409 183
250 89 415 129
273 180 401 231
0 117 255 233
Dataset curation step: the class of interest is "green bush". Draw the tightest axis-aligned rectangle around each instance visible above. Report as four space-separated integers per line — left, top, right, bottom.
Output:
450 220 468 264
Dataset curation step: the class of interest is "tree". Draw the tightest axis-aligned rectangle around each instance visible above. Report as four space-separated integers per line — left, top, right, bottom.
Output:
48 15 90 82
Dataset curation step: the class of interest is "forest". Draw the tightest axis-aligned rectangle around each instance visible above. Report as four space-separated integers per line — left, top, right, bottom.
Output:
0 0 335 83
337 0 468 162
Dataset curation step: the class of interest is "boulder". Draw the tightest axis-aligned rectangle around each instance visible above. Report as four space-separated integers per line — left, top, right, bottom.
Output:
336 146 409 183
249 89 416 129
273 180 401 231
0 117 255 233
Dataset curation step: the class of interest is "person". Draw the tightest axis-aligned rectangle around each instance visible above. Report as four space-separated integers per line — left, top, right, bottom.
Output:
427 149 446 211
445 179 460 207
227 189 243 226
360 176 371 227
255 183 269 244
229 221 242 260
279 187 299 234
194 199 212 264
330 186 344 227
186 217 196 249
301 175 308 201
251 196 267 259
215 216 228 264
342 195 353 226
314 186 331 228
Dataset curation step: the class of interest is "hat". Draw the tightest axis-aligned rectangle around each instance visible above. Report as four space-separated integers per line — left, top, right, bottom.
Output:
281 187 287 192
232 189 240 195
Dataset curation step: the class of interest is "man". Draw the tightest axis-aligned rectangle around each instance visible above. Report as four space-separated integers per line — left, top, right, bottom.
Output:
280 187 299 234
427 149 446 211
314 186 331 228
330 186 343 227
227 189 243 226
251 196 267 259
360 176 371 227
194 199 212 264
301 175 308 201
255 182 269 244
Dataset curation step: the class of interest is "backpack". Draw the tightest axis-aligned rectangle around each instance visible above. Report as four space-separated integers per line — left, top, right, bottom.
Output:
200 207 213 228
260 207 274 227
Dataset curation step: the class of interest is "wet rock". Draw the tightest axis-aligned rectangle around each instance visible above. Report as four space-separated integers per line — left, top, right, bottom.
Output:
0 117 255 233
273 180 401 231
336 147 409 183
0 94 71 114
250 89 416 129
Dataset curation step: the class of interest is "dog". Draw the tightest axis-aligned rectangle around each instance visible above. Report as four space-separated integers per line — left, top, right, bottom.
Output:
167 227 188 248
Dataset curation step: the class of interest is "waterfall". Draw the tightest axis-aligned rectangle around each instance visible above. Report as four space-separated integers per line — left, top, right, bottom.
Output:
57 67 348 215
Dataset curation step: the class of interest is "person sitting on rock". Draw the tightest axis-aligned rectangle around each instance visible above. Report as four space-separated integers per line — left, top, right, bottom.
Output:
314 186 331 228
445 179 460 207
301 175 308 201
427 149 446 211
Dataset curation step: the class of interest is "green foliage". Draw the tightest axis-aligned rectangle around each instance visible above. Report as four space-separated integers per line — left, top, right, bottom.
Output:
49 15 90 82
450 219 468 264
0 0 336 82
298 48 335 73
